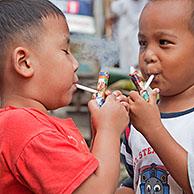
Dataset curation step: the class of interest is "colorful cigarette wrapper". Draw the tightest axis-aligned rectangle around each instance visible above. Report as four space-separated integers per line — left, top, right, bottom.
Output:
96 71 110 107
130 71 150 101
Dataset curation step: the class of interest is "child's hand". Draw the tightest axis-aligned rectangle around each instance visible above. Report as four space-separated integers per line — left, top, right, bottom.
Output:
128 88 162 135
88 91 129 135
111 90 129 112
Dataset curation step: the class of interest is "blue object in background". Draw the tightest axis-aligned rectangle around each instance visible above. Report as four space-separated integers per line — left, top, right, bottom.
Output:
78 0 93 16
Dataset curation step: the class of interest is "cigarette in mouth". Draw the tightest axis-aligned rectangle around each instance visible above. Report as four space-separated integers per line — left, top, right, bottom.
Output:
144 74 154 90
76 84 98 94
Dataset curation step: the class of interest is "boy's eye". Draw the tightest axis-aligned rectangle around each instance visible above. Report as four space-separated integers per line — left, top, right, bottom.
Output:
138 40 147 48
139 40 146 46
159 39 172 45
62 49 70 54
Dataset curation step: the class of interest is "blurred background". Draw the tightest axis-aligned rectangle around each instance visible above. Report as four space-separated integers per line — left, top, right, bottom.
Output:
49 0 148 183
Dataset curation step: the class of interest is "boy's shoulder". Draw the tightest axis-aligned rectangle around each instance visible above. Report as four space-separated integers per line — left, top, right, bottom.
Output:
0 107 54 142
0 107 56 163
0 106 53 129
0 107 79 161
0 106 78 137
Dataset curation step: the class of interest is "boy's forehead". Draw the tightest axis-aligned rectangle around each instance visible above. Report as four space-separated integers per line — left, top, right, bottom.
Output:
143 0 192 14
140 0 192 25
137 0 194 39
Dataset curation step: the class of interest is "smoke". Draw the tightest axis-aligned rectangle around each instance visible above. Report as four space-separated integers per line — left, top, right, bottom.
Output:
70 34 119 71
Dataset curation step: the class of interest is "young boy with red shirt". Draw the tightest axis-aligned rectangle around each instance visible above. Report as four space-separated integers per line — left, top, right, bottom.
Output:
0 0 129 193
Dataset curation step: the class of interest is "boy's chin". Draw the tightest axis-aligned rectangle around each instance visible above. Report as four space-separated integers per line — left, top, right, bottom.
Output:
63 97 73 107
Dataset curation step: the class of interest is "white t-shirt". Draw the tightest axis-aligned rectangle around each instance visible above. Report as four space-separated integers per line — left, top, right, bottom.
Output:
121 107 194 193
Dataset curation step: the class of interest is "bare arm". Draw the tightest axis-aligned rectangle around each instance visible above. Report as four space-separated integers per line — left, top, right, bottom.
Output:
128 90 192 194
144 123 191 193
74 93 129 194
115 187 135 194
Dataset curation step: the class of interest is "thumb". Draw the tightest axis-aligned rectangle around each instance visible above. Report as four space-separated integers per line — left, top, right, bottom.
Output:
88 99 99 113
149 88 160 104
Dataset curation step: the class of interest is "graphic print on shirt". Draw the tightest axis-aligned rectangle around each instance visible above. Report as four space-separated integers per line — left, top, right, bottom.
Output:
139 163 170 194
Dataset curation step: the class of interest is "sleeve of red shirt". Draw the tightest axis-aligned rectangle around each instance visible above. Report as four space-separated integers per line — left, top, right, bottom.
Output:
14 129 98 194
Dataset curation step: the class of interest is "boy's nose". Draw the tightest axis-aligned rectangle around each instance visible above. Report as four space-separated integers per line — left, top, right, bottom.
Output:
144 49 158 65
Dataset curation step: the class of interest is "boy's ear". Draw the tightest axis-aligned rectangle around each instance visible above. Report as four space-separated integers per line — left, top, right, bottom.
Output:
12 47 34 77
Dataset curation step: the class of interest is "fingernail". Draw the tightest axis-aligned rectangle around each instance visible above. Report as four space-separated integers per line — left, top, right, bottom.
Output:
154 88 160 94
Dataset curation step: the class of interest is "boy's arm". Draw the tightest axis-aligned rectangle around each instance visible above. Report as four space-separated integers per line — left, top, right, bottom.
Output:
128 90 193 194
188 153 194 192
142 124 192 194
115 187 135 194
74 93 129 194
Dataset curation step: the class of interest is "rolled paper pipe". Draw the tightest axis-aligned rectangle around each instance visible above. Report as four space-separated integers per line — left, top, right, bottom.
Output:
144 74 154 90
76 74 154 96
76 84 98 93
130 73 154 101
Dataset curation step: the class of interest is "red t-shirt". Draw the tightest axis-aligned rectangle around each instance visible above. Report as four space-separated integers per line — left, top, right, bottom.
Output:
0 106 98 194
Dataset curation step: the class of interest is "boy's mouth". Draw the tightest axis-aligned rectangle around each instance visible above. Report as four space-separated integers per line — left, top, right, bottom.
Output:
146 72 159 79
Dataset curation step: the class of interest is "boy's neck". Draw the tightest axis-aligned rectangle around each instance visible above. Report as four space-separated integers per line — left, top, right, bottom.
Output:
1 94 48 114
158 86 194 113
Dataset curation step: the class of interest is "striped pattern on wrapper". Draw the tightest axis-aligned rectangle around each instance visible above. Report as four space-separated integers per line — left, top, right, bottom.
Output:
130 71 149 101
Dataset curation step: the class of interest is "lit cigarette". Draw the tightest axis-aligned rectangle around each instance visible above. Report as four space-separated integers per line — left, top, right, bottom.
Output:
144 75 154 90
76 84 98 93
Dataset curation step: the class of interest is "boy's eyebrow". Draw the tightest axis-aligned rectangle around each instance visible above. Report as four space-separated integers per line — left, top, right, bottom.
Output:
155 31 178 38
63 36 70 45
138 32 145 39
138 31 178 39
66 37 70 44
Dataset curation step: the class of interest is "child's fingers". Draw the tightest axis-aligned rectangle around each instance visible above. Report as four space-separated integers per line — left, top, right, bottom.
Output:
99 90 126 102
128 90 140 102
116 94 128 103
105 92 129 112
149 88 160 104
91 93 97 99
104 89 122 98
88 99 99 113
112 90 128 102
128 96 134 106
112 90 122 97
121 101 130 112
104 89 112 96
105 92 117 102
89 93 117 111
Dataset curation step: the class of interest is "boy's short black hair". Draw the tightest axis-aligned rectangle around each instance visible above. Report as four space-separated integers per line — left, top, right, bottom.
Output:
0 0 65 63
